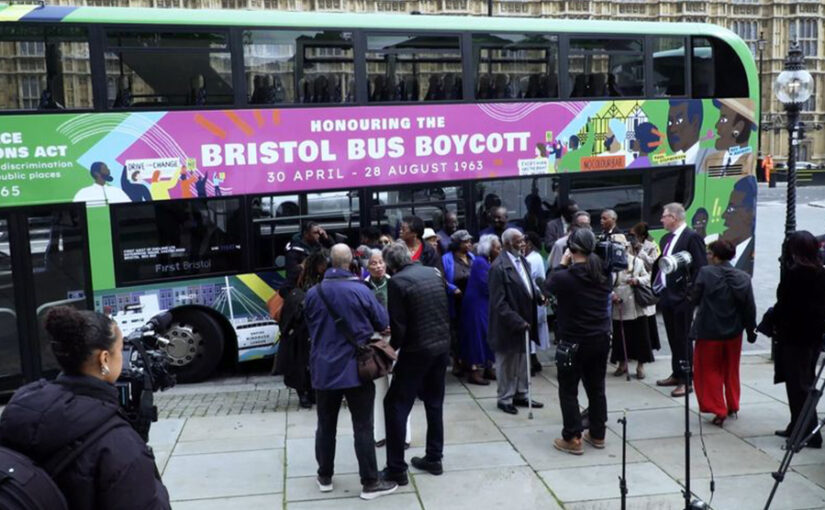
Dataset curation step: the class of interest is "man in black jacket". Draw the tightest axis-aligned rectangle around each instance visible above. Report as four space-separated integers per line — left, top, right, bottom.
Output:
280 221 330 297
652 202 708 397
382 241 450 483
488 228 544 415
545 228 612 454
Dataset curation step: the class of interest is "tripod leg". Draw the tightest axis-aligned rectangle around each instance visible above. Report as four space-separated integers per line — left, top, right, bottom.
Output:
764 353 825 510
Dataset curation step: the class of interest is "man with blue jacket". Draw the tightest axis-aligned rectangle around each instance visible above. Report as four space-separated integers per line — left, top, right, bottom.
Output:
304 244 397 500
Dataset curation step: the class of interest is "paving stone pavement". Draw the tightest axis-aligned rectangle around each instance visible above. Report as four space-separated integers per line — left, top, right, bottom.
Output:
147 352 825 509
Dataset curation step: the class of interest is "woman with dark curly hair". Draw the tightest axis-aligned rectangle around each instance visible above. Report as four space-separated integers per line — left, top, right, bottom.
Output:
773 231 825 447
0 306 170 509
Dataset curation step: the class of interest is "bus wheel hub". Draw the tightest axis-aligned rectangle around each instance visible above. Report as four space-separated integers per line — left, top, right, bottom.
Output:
165 323 204 366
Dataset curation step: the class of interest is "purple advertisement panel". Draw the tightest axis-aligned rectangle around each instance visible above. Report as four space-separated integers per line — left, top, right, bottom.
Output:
116 103 581 198
2 98 754 208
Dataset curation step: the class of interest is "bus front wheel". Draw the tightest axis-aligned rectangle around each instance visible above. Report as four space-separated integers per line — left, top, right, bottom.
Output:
165 309 225 383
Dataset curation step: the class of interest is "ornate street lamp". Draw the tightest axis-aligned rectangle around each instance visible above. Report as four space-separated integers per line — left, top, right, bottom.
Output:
756 33 774 186
757 33 767 142
773 40 813 237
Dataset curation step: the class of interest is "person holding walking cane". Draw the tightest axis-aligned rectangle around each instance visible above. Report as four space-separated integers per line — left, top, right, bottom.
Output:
610 236 656 380
546 229 612 455
488 228 545 415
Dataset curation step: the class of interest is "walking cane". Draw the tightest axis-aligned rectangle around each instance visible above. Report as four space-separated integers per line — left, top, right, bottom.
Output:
525 329 533 420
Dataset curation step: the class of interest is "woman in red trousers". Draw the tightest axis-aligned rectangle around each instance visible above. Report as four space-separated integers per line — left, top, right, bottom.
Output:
689 240 757 426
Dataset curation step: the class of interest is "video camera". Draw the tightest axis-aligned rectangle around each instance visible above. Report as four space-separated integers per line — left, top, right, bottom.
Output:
116 312 176 442
595 239 628 274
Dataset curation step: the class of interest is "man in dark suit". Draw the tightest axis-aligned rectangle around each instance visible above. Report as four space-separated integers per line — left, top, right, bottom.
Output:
544 200 578 250
488 228 544 414
652 202 708 397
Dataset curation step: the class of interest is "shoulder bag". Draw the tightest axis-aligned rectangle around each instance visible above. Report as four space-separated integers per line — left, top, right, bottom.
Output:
631 256 659 307
316 282 396 382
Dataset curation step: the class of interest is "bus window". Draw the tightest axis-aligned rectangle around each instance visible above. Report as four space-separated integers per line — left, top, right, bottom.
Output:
252 191 359 270
569 38 643 98
0 26 92 110
243 30 354 105
252 194 298 270
473 33 559 100
371 186 465 233
692 36 748 98
647 166 694 227
105 30 233 108
473 176 558 237
652 37 686 97
692 37 714 98
568 172 643 232
366 34 462 102
112 198 244 284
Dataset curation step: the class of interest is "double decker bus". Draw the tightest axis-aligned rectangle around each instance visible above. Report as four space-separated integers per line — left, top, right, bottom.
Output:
0 3 758 390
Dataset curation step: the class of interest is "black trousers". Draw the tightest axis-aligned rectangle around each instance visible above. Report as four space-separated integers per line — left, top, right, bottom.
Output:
315 382 377 485
384 351 448 473
557 338 610 441
780 343 823 445
662 300 694 383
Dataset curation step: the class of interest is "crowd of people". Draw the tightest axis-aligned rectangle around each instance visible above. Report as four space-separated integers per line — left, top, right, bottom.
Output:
271 196 825 485
0 194 822 506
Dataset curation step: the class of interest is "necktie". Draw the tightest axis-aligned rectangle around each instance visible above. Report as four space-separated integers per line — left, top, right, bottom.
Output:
654 235 673 293
515 258 531 295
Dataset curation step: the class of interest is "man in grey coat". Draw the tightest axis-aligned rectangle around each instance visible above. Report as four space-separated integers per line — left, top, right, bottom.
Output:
488 228 545 414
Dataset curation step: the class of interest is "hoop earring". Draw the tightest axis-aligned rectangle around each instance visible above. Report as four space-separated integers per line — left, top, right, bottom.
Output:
732 130 740 137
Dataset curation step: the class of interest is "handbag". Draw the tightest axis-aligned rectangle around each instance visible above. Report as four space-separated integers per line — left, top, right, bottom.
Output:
630 256 659 307
316 282 397 383
757 306 776 338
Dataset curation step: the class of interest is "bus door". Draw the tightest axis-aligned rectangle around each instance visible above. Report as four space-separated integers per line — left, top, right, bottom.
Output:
0 203 92 393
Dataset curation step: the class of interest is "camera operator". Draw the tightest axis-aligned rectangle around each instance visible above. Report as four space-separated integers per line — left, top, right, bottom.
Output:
545 229 612 455
0 306 171 509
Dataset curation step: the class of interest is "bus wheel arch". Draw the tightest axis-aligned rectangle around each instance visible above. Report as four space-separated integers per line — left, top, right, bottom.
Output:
165 306 232 383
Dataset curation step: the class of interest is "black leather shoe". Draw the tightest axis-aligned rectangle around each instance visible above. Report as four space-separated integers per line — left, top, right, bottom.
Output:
411 456 443 475
497 403 518 415
379 468 409 486
513 398 544 409
774 429 791 438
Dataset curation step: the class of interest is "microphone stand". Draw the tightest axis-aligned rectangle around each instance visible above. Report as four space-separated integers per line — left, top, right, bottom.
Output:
618 412 628 510
681 358 693 510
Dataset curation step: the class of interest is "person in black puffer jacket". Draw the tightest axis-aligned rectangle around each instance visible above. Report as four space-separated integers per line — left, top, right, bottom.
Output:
381 241 450 483
0 306 171 510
